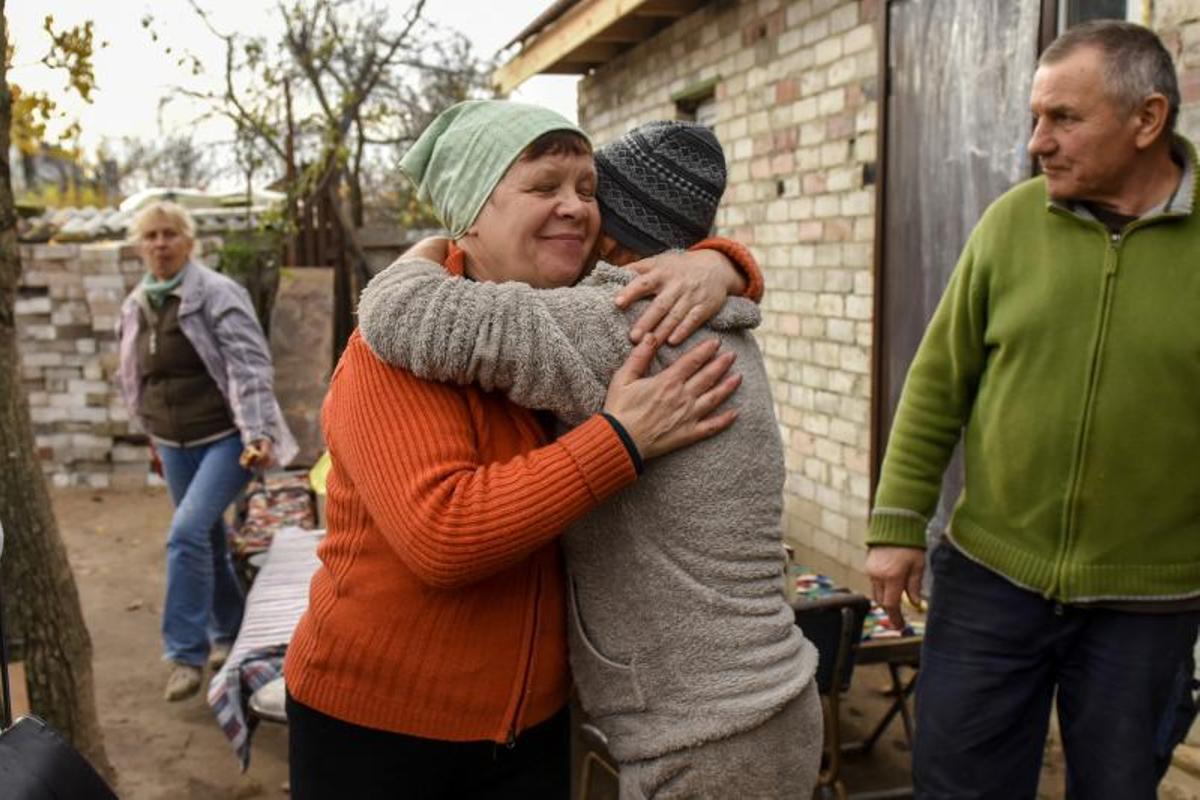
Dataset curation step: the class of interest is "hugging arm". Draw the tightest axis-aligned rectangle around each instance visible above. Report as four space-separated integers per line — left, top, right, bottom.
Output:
616 237 764 345
357 259 632 425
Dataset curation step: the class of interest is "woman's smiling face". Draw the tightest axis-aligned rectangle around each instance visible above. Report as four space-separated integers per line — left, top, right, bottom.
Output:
460 149 600 289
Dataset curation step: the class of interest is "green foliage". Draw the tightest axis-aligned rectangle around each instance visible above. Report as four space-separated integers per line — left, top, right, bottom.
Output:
8 16 104 154
17 181 114 209
217 229 282 333
394 183 441 229
39 15 100 101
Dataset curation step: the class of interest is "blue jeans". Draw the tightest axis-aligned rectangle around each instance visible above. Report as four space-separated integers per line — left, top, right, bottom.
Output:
914 542 1200 800
157 433 250 667
1155 638 1198 779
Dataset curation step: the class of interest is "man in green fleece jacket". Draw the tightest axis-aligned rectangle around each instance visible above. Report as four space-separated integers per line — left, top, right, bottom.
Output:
867 21 1199 799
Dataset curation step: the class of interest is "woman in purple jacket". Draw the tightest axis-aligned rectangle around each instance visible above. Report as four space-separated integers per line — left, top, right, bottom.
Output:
117 201 297 701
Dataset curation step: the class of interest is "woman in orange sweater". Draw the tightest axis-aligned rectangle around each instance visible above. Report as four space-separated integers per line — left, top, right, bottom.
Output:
284 100 754 798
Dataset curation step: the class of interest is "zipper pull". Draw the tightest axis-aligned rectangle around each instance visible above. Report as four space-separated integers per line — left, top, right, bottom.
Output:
506 727 517 749
150 330 158 356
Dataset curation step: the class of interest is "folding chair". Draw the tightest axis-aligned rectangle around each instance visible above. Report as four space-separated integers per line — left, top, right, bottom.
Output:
793 592 872 800
575 718 619 800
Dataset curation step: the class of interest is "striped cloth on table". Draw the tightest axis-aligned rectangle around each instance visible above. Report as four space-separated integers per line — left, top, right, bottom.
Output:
207 525 323 770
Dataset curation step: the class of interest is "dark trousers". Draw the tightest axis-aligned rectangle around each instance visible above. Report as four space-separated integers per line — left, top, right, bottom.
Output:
913 543 1200 800
286 693 569 799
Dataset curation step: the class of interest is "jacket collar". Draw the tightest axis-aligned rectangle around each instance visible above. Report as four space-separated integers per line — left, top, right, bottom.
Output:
1050 133 1196 223
175 260 207 316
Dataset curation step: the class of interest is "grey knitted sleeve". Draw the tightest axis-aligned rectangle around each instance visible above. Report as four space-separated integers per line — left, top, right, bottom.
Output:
356 258 634 425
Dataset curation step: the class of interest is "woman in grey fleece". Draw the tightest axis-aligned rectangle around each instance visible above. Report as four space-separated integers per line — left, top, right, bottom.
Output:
358 121 821 799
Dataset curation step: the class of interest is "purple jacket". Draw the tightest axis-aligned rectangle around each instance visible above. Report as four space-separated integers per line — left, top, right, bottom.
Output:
117 260 298 467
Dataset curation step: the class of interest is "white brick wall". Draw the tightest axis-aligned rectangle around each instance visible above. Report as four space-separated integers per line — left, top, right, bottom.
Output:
578 0 880 583
16 238 220 488
1153 0 1200 143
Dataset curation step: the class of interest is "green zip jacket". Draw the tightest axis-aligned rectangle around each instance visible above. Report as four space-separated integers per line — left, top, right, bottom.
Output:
870 136 1200 603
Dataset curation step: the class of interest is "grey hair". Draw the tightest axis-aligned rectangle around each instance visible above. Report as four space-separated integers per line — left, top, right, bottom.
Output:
130 201 197 240
1040 20 1180 134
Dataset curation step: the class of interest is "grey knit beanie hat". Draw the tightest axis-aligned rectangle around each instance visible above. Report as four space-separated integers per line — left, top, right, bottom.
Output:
594 120 727 254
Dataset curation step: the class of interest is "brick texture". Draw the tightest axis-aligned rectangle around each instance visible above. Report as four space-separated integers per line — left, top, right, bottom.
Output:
1154 0 1200 143
15 238 220 488
578 0 879 580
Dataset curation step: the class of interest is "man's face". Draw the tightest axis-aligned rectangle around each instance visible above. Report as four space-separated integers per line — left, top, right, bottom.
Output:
1028 46 1143 205
463 151 600 288
597 233 644 267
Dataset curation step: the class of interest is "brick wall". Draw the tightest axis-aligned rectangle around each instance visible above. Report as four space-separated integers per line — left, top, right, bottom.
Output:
578 0 879 585
573 0 1193 584
16 239 219 489
1154 0 1200 142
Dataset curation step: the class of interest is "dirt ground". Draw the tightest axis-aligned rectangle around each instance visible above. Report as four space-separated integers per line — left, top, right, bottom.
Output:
40 486 1200 798
54 486 289 800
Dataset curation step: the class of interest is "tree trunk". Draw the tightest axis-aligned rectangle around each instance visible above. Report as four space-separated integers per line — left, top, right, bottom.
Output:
0 6 116 784
19 151 35 194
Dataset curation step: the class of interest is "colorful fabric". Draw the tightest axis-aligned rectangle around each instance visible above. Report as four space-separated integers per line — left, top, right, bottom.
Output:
869 135 1200 603
399 99 588 237
208 525 324 767
793 570 924 639
207 526 322 770
230 472 316 557
307 451 330 496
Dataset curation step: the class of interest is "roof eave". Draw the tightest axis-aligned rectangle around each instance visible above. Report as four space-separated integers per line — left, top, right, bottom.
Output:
493 0 709 94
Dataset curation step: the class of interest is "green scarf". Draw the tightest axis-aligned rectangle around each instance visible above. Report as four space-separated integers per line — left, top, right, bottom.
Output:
140 267 186 309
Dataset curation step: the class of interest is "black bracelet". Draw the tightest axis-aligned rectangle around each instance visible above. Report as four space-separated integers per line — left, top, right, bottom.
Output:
600 413 644 475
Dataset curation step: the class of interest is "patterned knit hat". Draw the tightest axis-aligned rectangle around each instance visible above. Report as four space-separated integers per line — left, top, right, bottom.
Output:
595 120 727 255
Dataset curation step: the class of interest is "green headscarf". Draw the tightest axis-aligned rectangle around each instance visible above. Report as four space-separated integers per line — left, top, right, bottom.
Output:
399 100 589 237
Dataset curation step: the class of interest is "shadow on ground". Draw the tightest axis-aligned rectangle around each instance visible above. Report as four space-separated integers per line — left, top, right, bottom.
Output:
55 486 289 799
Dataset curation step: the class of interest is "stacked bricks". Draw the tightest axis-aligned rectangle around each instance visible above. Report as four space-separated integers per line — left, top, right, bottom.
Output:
16 238 219 489
578 0 879 582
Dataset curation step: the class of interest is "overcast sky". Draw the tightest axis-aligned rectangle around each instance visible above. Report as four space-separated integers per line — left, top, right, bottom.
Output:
9 1 579 155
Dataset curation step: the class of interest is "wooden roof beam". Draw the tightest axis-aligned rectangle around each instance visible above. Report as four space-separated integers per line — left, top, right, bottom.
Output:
591 16 663 43
541 61 605 74
629 0 702 18
495 0 664 93
563 41 627 61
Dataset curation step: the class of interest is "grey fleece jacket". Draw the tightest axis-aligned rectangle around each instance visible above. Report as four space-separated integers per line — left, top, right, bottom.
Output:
357 259 818 762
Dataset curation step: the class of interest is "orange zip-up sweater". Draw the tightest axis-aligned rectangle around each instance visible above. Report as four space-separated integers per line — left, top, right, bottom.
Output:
285 249 637 742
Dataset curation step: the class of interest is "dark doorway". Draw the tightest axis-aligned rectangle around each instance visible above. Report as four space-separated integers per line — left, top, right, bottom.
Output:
873 0 1042 541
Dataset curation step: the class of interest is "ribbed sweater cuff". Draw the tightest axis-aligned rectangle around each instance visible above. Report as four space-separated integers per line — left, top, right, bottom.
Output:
690 237 764 303
559 415 638 502
867 509 928 549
